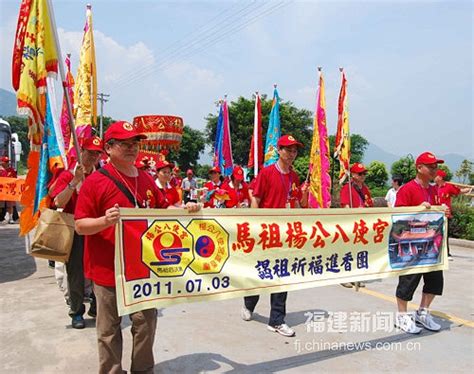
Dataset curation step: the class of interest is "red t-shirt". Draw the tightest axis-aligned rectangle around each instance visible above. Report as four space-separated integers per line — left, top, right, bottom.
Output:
50 169 75 214
49 164 95 214
394 179 439 207
222 181 250 208
203 180 221 208
340 182 373 208
0 167 17 178
252 164 301 208
156 180 180 206
75 163 168 287
170 176 182 188
437 183 460 217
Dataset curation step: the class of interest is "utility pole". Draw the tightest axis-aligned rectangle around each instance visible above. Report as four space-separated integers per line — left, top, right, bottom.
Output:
97 93 110 138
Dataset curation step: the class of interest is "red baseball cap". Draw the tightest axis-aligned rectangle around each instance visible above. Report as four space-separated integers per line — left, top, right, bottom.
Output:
104 121 147 143
350 163 367 174
277 135 303 148
156 159 174 171
436 169 447 178
186 169 193 175
173 166 180 173
232 166 244 181
208 166 221 174
81 136 103 152
416 152 444 165
0 156 9 163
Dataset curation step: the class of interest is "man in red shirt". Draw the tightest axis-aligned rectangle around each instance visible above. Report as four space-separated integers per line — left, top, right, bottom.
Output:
435 169 471 258
0 156 18 224
75 121 199 373
339 163 373 208
241 135 308 337
51 136 103 328
394 151 444 334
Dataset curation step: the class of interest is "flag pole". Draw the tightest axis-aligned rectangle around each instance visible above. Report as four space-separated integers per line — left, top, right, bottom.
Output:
253 91 259 177
46 0 81 163
341 67 353 209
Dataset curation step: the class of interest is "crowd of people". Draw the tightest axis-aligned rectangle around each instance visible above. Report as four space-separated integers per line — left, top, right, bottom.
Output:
10 120 471 373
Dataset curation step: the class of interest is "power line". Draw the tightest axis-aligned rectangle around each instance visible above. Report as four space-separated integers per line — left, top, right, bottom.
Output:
111 1 287 91
110 1 260 88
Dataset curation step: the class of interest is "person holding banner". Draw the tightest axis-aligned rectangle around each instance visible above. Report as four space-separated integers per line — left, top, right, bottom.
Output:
51 136 103 329
394 151 444 334
339 163 374 208
434 169 472 259
75 121 200 373
222 166 250 208
241 135 307 337
0 156 18 224
203 166 222 208
339 162 373 288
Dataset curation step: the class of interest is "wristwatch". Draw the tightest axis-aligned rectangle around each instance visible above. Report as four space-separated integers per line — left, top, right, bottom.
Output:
67 182 77 190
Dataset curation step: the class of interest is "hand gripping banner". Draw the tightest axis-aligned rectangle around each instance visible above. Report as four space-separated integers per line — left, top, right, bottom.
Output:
115 207 448 316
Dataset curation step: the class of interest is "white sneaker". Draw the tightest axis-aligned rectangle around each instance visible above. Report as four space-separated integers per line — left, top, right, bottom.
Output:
267 323 296 337
415 308 441 331
241 306 252 321
395 313 422 334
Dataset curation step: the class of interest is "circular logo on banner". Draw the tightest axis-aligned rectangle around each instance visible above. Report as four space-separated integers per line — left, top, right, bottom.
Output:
142 220 194 277
186 219 229 274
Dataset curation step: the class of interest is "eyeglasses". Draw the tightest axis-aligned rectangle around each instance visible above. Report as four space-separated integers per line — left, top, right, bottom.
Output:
423 164 438 170
282 147 298 154
357 172 367 176
111 139 140 149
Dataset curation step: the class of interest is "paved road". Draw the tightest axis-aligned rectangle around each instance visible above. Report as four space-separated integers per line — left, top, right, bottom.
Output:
1 224 473 373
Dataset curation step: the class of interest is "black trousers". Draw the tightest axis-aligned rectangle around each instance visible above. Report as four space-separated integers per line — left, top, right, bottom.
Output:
244 292 288 326
66 233 85 317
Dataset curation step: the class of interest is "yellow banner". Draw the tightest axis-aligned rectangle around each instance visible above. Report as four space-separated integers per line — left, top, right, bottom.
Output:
0 177 25 202
115 207 448 316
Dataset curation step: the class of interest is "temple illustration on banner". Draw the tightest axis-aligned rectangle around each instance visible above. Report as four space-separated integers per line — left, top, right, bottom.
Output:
388 213 445 269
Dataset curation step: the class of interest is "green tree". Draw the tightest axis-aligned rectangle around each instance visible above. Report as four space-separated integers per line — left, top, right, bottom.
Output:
168 125 206 170
293 155 310 181
366 161 389 189
391 156 416 184
328 134 369 179
455 159 473 184
204 95 313 165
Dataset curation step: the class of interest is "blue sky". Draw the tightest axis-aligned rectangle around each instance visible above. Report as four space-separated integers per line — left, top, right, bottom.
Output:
0 0 472 159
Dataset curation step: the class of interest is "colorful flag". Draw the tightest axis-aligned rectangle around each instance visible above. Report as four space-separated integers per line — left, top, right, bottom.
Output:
248 93 263 176
334 71 351 184
74 4 97 138
264 87 281 167
220 99 234 176
34 92 66 213
60 55 75 153
11 0 63 234
308 71 331 208
12 0 58 137
213 101 224 168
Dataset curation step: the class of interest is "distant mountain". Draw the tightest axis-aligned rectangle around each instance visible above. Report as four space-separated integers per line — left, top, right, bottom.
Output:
363 142 471 175
0 88 17 117
439 153 473 175
363 143 400 169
